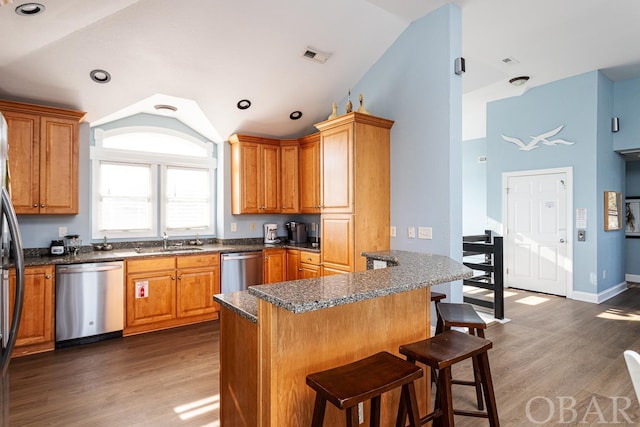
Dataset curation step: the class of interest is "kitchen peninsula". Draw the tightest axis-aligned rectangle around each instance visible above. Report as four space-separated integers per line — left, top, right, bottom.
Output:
214 250 472 426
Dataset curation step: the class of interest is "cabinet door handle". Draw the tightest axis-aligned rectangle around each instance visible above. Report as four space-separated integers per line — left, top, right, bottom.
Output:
171 276 176 280
40 204 45 208
177 275 182 280
45 275 51 279
33 203 38 208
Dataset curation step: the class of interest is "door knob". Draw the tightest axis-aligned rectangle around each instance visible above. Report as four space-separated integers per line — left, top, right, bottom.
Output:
560 239 565 243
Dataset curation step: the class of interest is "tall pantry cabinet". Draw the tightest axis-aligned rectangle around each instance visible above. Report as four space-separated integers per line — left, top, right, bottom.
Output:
315 112 393 274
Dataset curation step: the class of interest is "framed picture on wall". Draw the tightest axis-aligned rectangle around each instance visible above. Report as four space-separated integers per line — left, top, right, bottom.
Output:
605 191 622 231
626 197 640 237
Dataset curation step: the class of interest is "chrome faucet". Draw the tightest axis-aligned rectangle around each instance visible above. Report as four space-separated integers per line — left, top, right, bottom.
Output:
163 232 169 250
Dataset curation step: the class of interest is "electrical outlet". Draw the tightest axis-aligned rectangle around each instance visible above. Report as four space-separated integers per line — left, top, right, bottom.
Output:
230 223 237 232
58 226 67 238
418 227 432 239
250 223 256 231
603 270 606 280
390 226 396 237
408 227 415 239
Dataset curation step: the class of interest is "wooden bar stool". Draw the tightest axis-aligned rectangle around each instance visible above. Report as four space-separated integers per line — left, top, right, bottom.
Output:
399 330 500 427
431 291 447 306
306 351 423 427
435 303 488 412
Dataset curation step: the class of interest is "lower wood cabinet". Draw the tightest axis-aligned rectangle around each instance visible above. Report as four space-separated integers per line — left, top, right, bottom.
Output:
125 253 220 335
263 248 286 284
286 249 321 281
9 265 55 357
299 250 321 279
286 249 300 281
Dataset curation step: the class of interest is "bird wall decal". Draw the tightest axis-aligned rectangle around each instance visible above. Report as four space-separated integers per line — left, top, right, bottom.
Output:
502 125 575 151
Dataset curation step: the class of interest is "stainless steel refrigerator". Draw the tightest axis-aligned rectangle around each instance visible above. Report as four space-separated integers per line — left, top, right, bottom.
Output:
0 112 26 425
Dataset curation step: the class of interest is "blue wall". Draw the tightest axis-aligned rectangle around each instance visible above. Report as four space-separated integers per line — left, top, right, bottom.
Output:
595 73 626 293
462 137 487 235
614 78 640 152
339 4 462 300
486 70 625 297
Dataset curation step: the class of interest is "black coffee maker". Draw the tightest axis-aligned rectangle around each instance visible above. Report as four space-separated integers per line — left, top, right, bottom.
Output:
285 222 307 243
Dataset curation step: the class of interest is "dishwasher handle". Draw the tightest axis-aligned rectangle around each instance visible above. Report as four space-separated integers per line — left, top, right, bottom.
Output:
57 264 123 274
222 252 262 261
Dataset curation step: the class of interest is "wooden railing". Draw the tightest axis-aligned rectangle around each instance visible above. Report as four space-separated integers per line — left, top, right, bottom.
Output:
462 230 504 319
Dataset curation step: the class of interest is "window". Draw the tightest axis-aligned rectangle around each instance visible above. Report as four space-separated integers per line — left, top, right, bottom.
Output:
91 126 216 239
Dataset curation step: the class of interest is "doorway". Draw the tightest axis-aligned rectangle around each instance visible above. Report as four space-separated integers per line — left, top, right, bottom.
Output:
502 167 573 296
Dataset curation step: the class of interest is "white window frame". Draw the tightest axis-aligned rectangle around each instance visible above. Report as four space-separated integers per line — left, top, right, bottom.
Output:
91 126 217 239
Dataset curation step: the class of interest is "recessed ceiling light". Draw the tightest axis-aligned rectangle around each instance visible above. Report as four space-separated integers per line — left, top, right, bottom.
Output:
15 3 45 16
289 111 302 120
509 76 530 86
90 69 111 84
154 104 178 113
237 99 251 110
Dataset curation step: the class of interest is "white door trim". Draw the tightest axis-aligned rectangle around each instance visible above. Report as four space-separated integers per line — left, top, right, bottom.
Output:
501 167 574 298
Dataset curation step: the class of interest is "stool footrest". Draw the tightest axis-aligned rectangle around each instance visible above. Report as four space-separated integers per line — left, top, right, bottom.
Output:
420 408 443 424
454 409 490 418
452 379 477 386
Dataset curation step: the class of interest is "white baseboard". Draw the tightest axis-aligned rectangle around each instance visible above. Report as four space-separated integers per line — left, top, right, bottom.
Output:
626 274 640 283
571 281 627 304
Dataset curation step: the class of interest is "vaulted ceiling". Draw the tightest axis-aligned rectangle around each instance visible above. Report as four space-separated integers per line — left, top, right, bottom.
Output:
1 0 639 142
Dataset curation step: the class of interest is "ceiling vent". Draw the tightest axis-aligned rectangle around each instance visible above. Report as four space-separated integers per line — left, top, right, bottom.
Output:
501 56 520 65
302 47 331 64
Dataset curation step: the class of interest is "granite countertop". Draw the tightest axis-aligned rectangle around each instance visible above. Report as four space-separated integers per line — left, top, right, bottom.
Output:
215 291 258 323
23 242 320 267
215 250 472 322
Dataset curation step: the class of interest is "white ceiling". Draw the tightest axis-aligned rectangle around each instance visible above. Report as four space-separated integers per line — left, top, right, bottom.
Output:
1 0 639 142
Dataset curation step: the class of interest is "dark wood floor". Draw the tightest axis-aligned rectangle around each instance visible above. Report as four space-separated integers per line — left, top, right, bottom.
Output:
8 284 640 426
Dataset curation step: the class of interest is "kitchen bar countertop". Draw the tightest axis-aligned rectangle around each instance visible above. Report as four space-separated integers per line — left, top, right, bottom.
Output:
214 250 472 322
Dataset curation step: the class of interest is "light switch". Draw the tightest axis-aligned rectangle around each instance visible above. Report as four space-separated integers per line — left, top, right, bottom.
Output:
578 229 586 241
408 227 415 239
390 226 396 237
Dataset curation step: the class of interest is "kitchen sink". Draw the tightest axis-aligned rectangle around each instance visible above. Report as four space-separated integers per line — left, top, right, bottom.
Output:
130 246 203 254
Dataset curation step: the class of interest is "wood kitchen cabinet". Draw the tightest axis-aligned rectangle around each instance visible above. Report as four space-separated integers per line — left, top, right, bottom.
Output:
229 134 281 214
0 100 86 214
299 133 321 213
263 248 286 284
315 113 393 273
280 140 300 213
286 249 301 281
125 253 220 335
299 250 321 279
286 249 321 280
9 265 55 357
176 254 220 318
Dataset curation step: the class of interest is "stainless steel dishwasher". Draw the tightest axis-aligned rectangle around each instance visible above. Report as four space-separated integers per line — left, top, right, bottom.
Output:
55 261 124 347
221 252 263 293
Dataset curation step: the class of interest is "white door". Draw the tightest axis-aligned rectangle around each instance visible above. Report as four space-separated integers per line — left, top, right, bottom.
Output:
505 170 571 296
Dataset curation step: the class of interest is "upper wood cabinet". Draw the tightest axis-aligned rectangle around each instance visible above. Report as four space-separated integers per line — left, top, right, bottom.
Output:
315 113 394 273
229 134 281 214
319 122 354 213
299 133 321 213
0 100 86 214
280 140 300 213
